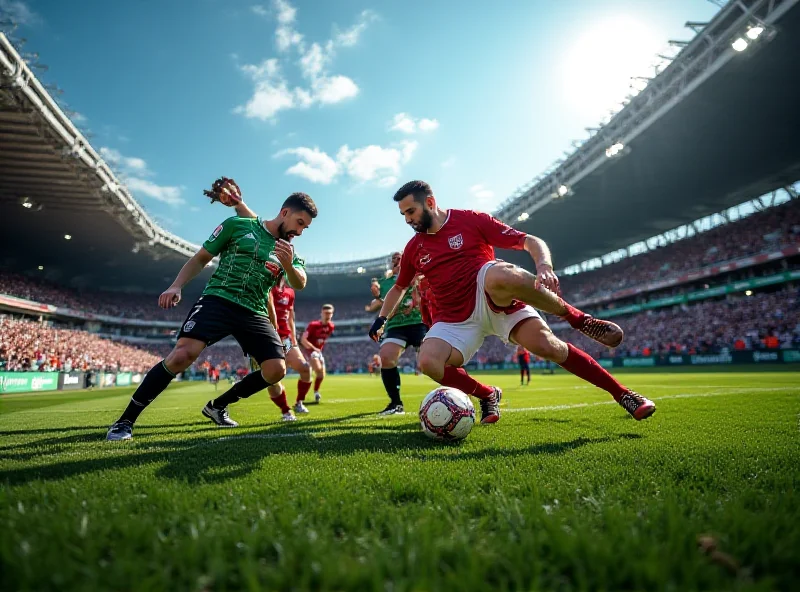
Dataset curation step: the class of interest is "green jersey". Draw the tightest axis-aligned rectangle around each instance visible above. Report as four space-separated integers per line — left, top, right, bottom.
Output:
378 274 423 329
201 217 305 316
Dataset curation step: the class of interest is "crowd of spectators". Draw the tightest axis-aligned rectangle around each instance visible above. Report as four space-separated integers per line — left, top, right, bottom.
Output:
560 198 800 304
556 286 800 359
0 316 161 373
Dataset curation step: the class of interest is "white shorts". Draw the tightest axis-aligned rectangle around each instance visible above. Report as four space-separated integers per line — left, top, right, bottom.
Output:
423 261 543 363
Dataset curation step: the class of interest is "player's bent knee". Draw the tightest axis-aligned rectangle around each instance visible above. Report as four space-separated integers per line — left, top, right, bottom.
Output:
418 354 445 381
267 382 283 397
260 359 286 384
166 346 199 372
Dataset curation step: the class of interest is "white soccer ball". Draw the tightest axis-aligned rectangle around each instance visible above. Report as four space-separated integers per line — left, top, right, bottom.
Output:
419 387 475 441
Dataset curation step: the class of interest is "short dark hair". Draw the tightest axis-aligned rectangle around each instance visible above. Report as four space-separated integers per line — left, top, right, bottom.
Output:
393 180 431 203
322 304 334 311
282 192 318 218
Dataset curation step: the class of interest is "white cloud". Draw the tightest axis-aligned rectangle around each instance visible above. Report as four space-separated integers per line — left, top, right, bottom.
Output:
274 0 296 24
334 10 377 47
469 183 495 204
126 178 185 207
276 140 416 186
71 112 87 123
99 147 152 176
389 113 439 134
0 0 39 25
250 4 268 17
275 147 339 184
441 156 457 168
312 75 359 104
236 0 374 122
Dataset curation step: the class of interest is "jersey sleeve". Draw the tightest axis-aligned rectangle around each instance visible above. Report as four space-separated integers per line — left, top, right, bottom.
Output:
395 241 417 289
202 217 238 256
291 252 306 271
474 211 527 250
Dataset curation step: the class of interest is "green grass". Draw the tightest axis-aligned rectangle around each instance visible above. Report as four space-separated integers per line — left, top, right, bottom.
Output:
1 371 799 591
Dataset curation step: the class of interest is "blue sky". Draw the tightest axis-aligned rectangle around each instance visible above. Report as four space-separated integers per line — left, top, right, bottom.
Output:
4 0 718 263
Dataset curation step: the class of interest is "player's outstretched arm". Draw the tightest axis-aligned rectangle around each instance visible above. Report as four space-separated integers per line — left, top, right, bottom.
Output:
522 235 559 294
158 248 214 309
300 330 317 352
233 201 257 218
378 285 407 320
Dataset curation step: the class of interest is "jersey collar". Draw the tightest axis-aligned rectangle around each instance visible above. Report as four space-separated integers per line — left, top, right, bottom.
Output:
427 209 451 234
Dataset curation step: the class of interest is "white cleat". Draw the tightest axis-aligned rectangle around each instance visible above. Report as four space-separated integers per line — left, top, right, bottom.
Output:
282 411 297 422
202 402 239 427
314 391 322 404
293 401 310 414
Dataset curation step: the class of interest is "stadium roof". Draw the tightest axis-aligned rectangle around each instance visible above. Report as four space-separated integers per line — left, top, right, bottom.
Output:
2 0 800 300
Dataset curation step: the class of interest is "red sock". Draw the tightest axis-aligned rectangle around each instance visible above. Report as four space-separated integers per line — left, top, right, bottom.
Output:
270 390 290 414
314 376 323 391
441 365 494 399
559 343 627 401
558 298 586 329
297 380 311 402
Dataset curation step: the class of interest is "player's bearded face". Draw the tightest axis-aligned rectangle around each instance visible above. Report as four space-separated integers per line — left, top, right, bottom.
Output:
278 210 312 241
413 206 434 233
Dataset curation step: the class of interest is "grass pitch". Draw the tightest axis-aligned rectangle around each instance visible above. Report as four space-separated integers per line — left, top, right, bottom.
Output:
1 371 799 591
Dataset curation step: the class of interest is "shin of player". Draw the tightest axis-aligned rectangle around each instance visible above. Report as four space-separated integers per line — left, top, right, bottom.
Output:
370 180 655 424
301 304 335 403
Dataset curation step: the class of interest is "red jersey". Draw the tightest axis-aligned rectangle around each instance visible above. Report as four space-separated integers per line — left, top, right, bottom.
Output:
271 285 295 339
516 346 530 363
416 275 437 328
396 210 527 324
304 320 335 351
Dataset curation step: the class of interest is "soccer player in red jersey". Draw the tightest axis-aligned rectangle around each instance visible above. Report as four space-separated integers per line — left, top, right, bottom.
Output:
269 277 314 414
301 304 335 403
369 180 655 424
516 345 531 386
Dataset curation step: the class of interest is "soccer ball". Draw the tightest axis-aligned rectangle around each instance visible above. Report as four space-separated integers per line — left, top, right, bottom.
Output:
419 387 475 441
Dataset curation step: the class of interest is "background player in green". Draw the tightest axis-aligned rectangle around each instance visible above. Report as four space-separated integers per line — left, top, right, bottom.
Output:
106 178 317 441
365 250 428 415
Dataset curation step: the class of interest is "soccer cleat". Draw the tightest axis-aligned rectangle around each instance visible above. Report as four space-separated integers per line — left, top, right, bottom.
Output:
378 403 405 416
282 411 297 422
618 391 656 420
314 391 322 404
202 402 239 427
479 388 502 424
293 401 310 414
577 315 624 348
106 420 133 441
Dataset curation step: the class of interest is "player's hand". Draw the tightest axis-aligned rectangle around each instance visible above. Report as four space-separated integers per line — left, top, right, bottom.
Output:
369 316 387 342
159 286 181 309
370 282 381 298
273 239 294 268
203 177 241 206
534 264 560 295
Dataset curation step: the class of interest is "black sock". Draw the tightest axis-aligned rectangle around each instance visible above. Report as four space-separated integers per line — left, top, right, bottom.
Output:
118 361 176 424
212 371 269 409
381 367 402 405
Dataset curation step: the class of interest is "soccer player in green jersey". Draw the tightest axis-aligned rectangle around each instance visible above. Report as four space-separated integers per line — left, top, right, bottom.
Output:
365 251 429 415
106 179 317 441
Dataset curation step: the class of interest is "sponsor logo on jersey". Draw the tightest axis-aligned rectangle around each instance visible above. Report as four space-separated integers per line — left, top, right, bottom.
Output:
448 234 463 249
209 224 223 241
183 320 196 332
241 232 255 240
279 297 289 305
418 252 432 267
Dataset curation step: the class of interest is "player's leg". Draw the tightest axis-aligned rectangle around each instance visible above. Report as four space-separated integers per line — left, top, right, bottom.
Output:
107 336 206 441
203 313 287 425
417 329 502 424
519 361 524 385
309 354 325 403
377 340 405 415
484 262 623 348
509 317 655 420
286 347 312 414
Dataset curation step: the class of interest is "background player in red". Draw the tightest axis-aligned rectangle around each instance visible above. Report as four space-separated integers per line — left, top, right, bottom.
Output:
269 276 314 414
301 304 335 403
516 345 531 386
370 180 655 424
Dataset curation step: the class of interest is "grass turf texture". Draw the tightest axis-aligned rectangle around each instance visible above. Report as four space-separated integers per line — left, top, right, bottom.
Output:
1 372 798 591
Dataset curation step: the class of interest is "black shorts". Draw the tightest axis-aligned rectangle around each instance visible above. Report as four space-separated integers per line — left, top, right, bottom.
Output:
178 295 284 364
381 323 428 349
518 356 530 370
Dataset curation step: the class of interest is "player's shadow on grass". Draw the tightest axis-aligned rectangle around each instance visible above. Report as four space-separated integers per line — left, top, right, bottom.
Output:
0 427 643 487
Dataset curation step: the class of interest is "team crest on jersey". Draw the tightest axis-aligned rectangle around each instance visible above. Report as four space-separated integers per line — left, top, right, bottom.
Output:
448 234 464 250
183 320 196 332
209 224 223 241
